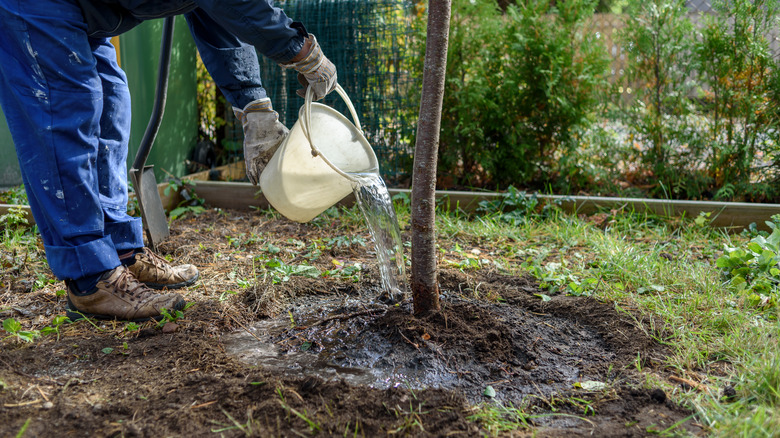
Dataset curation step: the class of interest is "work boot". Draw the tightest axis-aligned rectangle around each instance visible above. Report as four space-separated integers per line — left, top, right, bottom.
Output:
66 265 186 322
126 247 199 290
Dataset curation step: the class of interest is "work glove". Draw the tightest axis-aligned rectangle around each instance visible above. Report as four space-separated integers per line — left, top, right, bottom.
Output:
233 98 289 185
281 34 337 100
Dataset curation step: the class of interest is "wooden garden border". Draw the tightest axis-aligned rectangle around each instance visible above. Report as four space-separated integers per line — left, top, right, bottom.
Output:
185 181 780 231
3 178 779 231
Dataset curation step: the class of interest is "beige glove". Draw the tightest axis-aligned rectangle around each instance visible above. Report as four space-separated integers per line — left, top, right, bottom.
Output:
281 34 337 100
233 98 289 185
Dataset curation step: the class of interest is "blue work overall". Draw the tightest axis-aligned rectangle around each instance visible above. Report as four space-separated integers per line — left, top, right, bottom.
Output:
0 0 305 281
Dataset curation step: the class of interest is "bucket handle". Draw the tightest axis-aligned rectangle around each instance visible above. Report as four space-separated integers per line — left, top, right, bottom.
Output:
300 84 363 182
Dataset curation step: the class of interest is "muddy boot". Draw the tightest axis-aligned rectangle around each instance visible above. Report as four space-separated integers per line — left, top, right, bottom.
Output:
66 266 186 322
125 247 199 290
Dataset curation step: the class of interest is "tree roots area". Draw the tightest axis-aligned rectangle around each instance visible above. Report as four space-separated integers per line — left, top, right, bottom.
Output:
0 209 702 437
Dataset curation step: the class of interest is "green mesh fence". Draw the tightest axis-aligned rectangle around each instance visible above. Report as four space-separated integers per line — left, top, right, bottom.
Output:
225 0 417 186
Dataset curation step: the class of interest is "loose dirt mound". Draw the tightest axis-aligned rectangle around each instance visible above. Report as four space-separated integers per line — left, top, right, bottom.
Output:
0 209 700 436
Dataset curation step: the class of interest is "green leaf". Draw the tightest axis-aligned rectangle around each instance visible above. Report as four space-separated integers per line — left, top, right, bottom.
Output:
102 347 114 354
17 331 38 342
52 315 70 326
715 256 732 268
3 318 21 334
731 276 747 290
483 385 496 398
748 241 765 254
168 206 188 220
534 293 552 302
767 228 780 249
289 265 320 278
265 259 283 269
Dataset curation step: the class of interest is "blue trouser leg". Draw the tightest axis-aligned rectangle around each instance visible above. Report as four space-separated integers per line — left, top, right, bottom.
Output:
0 0 142 280
184 9 267 109
93 40 145 255
191 0 305 63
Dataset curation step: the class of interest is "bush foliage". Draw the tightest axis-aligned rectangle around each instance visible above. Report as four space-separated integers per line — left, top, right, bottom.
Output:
406 0 780 202
410 0 610 191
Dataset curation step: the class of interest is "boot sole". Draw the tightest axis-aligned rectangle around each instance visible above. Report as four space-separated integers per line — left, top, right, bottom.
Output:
143 272 199 290
66 297 186 323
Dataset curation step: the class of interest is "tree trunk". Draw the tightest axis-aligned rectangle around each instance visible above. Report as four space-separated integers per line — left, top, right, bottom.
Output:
411 0 451 316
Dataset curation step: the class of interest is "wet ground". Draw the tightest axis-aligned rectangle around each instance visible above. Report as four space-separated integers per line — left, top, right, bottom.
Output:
0 208 701 436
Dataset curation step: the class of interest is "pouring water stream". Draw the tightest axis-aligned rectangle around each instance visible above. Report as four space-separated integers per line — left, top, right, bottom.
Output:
350 171 407 302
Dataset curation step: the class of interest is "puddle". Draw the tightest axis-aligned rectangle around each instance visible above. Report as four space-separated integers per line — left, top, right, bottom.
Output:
223 294 617 405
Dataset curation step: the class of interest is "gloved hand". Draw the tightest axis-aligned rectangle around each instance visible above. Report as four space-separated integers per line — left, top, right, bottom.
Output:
233 98 289 185
282 34 337 100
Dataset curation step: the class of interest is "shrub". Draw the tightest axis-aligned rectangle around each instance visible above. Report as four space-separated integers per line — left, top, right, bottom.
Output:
498 0 611 191
618 0 700 198
410 0 610 191
695 0 780 201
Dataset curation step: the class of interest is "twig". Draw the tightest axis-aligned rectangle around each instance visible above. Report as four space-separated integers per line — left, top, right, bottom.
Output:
398 329 421 352
4 399 42 407
191 400 217 409
669 375 711 393
229 314 263 343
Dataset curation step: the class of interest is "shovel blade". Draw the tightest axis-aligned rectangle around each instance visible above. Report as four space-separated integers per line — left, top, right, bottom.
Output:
130 165 169 249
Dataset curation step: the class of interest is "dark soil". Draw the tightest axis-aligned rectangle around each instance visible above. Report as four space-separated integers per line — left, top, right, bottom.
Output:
0 209 702 437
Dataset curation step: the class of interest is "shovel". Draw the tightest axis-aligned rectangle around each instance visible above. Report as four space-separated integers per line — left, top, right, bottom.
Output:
130 16 175 250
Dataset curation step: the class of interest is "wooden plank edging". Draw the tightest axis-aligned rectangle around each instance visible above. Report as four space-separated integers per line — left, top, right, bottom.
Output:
189 181 780 231
4 182 779 231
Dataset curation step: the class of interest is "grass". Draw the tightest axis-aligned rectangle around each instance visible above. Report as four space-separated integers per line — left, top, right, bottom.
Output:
2 187 779 436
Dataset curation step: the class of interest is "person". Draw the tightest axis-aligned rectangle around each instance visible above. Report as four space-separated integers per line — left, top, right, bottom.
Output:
0 0 337 322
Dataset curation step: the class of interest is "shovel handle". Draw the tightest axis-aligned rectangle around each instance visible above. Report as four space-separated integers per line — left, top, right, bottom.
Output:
300 84 362 182
131 16 175 173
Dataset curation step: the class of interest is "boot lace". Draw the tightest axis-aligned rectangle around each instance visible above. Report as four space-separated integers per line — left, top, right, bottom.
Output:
109 266 150 299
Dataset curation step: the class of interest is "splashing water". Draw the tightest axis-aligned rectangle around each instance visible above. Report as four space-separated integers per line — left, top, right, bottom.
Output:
350 172 407 302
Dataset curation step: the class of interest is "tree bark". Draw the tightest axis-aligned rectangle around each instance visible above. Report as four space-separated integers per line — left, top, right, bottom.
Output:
411 0 451 316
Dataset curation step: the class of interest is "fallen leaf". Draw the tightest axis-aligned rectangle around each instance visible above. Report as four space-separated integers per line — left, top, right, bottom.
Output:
162 322 178 334
575 380 607 391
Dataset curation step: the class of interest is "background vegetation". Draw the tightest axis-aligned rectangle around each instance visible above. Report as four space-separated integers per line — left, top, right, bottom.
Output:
190 0 780 201
401 0 780 202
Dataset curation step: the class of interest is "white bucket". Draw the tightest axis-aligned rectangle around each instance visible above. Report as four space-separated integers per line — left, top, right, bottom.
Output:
259 85 378 222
